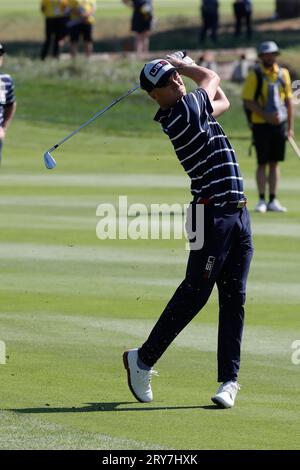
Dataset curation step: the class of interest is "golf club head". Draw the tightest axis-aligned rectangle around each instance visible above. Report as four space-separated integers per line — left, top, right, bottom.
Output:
44 151 56 170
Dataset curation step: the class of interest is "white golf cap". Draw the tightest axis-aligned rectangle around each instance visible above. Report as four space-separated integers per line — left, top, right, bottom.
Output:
258 41 280 55
140 59 176 92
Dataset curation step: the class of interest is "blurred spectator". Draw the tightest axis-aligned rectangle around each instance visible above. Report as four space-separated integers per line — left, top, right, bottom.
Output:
40 0 69 60
68 0 97 58
231 53 251 82
271 3 279 21
122 1 153 58
0 44 17 167
200 0 219 44
197 52 218 73
242 41 294 213
233 0 252 39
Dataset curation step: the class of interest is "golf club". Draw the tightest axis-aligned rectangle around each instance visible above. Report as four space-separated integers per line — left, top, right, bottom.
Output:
43 83 141 169
288 135 300 160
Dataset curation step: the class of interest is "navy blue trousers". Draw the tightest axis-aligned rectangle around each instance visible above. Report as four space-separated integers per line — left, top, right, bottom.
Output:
139 203 253 382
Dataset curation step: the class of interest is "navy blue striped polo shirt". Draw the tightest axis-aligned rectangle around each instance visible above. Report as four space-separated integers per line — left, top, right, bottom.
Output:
154 88 244 205
0 73 16 126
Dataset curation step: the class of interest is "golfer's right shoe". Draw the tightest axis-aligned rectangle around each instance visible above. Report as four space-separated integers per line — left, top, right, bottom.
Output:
211 381 240 409
254 199 267 213
123 348 158 403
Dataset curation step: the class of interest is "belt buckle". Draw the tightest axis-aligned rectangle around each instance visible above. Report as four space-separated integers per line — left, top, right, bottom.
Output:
237 199 247 209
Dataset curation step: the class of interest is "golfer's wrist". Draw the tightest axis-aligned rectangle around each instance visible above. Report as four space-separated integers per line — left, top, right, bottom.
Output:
176 63 196 75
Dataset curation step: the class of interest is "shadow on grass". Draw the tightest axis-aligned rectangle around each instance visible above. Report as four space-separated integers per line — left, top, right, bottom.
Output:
9 402 221 413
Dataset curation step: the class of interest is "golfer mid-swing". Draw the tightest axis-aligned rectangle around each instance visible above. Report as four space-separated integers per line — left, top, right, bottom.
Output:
123 52 253 408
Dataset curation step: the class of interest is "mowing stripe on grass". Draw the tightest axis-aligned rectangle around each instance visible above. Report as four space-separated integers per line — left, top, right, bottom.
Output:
1 173 300 191
1 270 300 302
1 243 300 265
0 246 300 268
1 312 296 358
0 243 186 264
1 207 300 237
0 196 98 209
0 411 163 450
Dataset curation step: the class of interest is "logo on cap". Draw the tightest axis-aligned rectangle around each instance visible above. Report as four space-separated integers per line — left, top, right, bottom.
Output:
150 60 169 77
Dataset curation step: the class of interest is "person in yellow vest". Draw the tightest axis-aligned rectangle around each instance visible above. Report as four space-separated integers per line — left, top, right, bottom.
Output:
68 0 97 58
40 0 69 60
243 41 294 212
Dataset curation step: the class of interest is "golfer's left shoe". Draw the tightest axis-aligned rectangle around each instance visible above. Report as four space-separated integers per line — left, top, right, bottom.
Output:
211 381 240 409
123 348 158 403
267 199 287 212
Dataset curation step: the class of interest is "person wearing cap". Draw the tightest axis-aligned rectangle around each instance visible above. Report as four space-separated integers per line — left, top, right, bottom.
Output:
122 0 153 58
0 44 17 166
243 41 294 212
123 52 253 409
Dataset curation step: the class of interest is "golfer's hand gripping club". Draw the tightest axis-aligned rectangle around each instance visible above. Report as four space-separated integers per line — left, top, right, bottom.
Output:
166 51 195 69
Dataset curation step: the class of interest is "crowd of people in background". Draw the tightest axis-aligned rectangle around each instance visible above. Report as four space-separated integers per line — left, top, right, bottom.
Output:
200 1 253 45
39 1 257 60
40 0 154 60
40 0 97 60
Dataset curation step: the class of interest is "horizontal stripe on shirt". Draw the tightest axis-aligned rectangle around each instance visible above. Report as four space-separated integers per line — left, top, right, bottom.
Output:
0 74 16 126
154 88 244 202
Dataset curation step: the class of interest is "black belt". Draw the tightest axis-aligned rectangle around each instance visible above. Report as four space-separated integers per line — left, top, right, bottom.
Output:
196 198 247 209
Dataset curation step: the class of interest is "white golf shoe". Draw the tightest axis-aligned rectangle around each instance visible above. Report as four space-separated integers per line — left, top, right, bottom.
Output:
254 199 267 213
211 381 240 409
267 199 287 212
123 349 158 403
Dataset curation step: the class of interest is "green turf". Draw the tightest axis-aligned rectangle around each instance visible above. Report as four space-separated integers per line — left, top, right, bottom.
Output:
0 55 300 450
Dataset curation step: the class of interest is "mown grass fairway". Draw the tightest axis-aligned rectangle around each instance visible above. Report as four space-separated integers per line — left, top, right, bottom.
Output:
0 55 299 450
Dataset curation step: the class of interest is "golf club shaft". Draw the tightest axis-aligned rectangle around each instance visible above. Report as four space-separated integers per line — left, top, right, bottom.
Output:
288 135 300 160
48 84 141 153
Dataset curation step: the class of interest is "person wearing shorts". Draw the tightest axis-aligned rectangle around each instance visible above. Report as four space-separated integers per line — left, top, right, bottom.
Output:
68 0 96 58
243 41 294 212
123 0 153 58
40 0 69 60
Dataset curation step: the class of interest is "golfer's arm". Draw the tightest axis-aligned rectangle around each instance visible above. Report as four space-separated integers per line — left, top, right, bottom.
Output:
178 64 220 102
286 97 294 133
2 102 17 131
211 87 230 117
